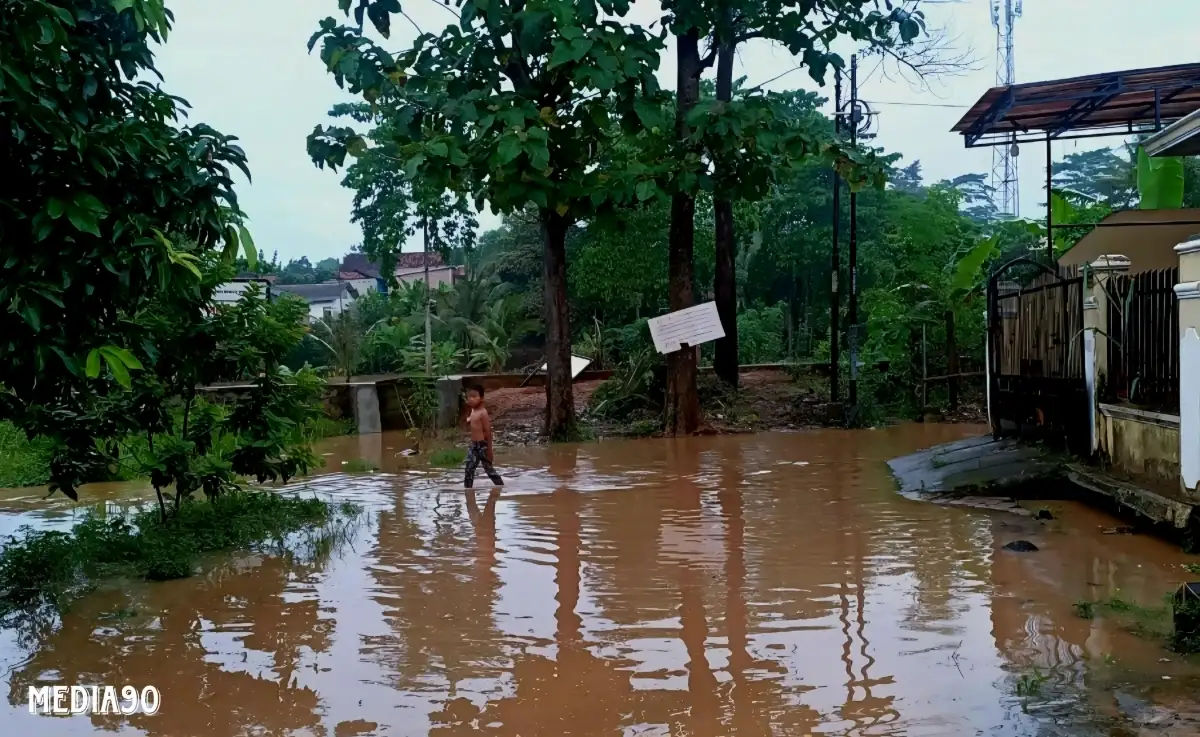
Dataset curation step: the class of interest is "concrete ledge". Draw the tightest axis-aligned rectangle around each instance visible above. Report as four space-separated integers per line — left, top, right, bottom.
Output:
1099 402 1182 430
1067 464 1194 530
889 436 1198 534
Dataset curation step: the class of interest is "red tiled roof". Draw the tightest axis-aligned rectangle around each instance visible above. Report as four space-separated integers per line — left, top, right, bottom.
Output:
395 251 445 269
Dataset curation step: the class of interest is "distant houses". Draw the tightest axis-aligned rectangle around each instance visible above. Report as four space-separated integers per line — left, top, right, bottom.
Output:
213 252 463 322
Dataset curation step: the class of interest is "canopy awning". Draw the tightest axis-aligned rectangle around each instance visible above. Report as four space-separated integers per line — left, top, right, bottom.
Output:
953 63 1200 147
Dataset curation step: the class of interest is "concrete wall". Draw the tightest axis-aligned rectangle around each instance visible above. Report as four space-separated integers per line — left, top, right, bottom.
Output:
1098 403 1181 488
395 266 460 289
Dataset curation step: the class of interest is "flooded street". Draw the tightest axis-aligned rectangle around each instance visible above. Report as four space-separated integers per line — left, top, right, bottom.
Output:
3 425 1200 735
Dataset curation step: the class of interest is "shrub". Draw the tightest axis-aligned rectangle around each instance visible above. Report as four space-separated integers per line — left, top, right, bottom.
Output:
0 491 354 622
0 421 52 489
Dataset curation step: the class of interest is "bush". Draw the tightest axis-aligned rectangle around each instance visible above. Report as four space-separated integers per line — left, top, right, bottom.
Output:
587 347 664 420
0 421 52 488
0 491 353 622
737 302 786 364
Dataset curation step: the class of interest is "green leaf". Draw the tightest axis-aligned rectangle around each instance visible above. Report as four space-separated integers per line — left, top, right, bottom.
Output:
1137 145 1184 210
404 153 425 179
47 197 65 219
74 192 107 214
111 0 136 13
86 349 102 379
66 206 101 237
38 17 56 45
346 135 368 157
106 346 143 370
634 100 664 131
51 347 79 376
238 225 258 270
952 234 998 292
101 351 132 389
497 136 522 165
635 180 655 202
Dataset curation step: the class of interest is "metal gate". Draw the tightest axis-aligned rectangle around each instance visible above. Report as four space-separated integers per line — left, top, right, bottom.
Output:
987 258 1089 454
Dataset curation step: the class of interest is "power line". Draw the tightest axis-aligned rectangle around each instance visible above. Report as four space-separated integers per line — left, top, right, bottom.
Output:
859 100 969 109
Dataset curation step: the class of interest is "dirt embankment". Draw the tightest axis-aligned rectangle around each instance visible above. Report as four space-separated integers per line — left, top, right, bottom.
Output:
482 369 985 446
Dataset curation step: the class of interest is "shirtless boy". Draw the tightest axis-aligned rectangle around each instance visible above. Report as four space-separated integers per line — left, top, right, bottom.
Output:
464 385 504 489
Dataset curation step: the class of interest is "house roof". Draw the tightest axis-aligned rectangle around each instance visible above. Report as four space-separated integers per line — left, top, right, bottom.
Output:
274 282 349 303
1143 107 1200 157
340 251 445 278
1057 208 1200 273
953 63 1200 147
395 251 444 269
340 253 381 279
236 272 276 283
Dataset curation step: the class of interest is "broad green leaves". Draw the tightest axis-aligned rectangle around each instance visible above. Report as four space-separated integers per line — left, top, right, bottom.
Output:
308 0 667 224
85 346 144 389
2 0 253 498
951 234 999 293
1137 145 1185 210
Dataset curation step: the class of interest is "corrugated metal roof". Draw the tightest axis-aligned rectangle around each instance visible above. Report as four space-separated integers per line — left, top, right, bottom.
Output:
954 63 1200 147
274 282 349 302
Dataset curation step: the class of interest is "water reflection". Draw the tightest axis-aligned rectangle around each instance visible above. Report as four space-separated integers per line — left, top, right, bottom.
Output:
3 425 1200 736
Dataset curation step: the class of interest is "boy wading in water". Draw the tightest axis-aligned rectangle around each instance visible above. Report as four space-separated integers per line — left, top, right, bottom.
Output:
464 385 504 489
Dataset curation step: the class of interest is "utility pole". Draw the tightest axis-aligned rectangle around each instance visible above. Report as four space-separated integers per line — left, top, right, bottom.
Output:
829 68 842 408
423 217 433 376
848 54 860 414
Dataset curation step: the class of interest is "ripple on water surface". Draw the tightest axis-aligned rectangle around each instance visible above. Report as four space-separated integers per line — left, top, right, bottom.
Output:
2 424 1200 736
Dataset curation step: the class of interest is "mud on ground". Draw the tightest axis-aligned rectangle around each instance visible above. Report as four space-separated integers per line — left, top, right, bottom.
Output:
482 369 986 446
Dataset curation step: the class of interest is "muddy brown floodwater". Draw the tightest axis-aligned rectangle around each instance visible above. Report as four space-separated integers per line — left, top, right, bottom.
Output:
3 425 1200 736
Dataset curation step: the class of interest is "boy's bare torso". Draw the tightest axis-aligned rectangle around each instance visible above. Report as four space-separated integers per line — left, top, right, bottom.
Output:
467 407 489 442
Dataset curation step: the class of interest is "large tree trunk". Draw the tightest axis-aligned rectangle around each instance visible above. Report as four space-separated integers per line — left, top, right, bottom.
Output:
666 30 704 436
541 210 575 439
712 41 739 388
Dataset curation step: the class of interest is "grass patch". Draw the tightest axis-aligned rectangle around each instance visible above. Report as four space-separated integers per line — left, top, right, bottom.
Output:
0 421 53 489
341 457 378 474
429 448 466 468
1185 563 1200 576
1014 669 1047 697
626 418 663 437
1073 592 1174 641
303 415 356 441
0 490 357 625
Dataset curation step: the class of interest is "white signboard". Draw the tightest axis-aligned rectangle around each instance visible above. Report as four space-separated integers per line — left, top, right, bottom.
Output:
647 301 725 354
536 355 593 379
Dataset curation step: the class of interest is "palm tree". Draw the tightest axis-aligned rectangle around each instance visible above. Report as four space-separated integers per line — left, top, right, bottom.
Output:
433 263 513 351
467 294 539 372
307 312 362 377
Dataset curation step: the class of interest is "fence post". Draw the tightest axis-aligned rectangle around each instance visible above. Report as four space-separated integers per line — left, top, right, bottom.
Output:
1088 256 1129 457
1175 237 1200 497
1088 256 1130 389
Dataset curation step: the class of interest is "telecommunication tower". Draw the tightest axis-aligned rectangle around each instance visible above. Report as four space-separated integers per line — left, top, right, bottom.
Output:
991 0 1022 218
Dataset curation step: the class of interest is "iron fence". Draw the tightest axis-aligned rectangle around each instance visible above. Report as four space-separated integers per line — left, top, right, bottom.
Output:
1105 267 1180 413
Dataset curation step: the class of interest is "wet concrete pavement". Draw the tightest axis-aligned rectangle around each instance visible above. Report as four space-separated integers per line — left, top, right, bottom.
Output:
2 424 1200 735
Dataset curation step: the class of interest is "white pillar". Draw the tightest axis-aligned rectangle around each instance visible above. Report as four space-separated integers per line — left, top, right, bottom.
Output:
1175 237 1200 496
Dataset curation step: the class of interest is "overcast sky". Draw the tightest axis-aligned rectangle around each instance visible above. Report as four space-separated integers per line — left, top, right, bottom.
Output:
154 0 1200 262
